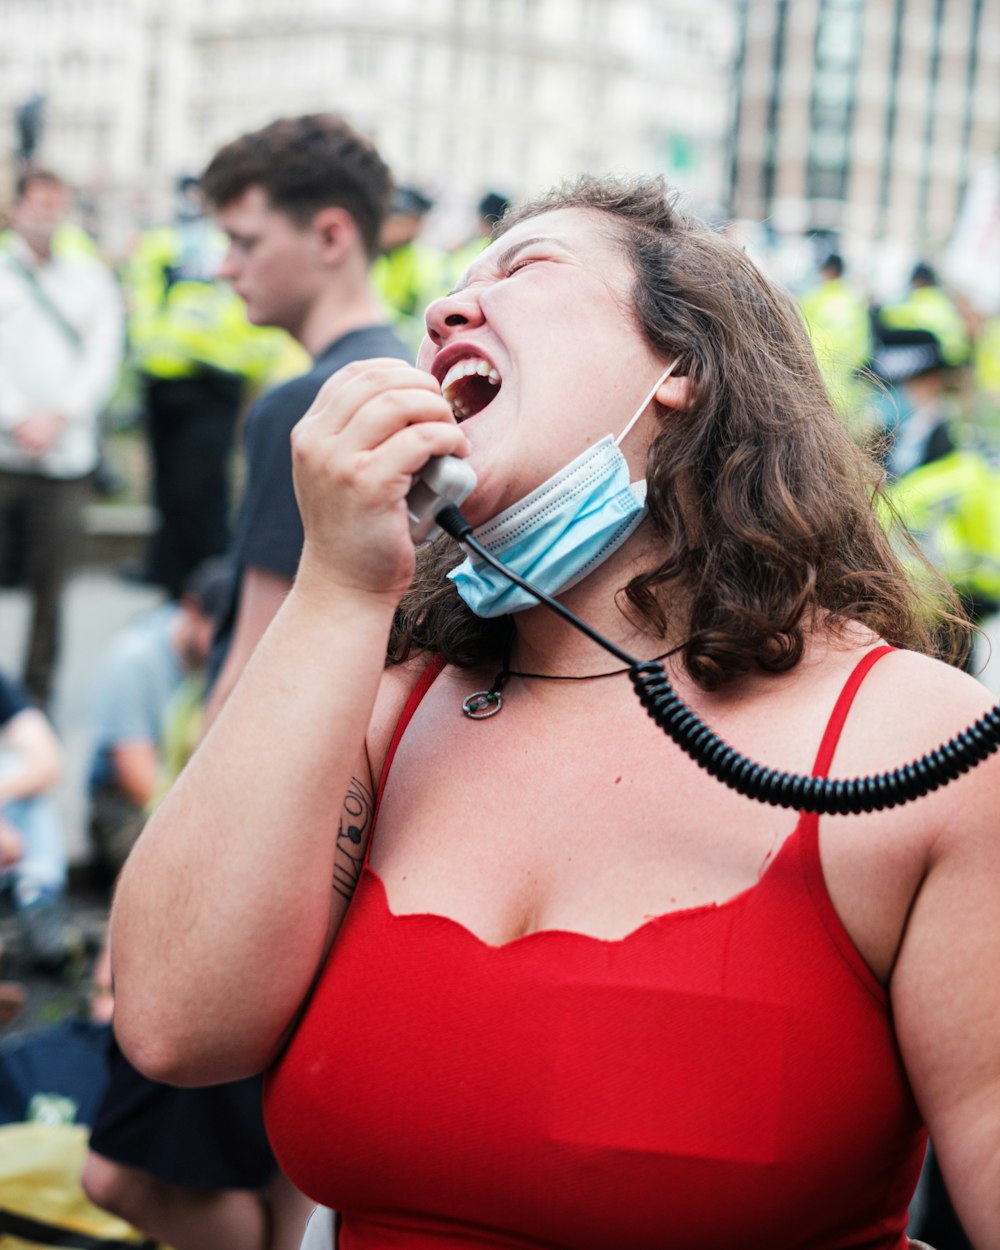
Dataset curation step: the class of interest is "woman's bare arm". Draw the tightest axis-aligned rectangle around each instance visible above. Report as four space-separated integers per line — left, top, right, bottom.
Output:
111 579 398 1085
109 360 468 1086
891 674 1000 1250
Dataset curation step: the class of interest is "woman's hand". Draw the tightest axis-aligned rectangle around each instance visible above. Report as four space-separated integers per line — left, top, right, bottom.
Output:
290 359 470 605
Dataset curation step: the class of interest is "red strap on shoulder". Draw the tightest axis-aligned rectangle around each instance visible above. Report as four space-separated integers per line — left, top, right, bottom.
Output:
370 654 447 849
811 645 896 779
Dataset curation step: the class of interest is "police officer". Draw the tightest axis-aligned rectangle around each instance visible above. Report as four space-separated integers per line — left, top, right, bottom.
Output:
125 176 305 599
372 184 443 355
799 253 873 440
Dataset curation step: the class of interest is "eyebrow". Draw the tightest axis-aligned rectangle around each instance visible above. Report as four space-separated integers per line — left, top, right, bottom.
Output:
450 236 555 295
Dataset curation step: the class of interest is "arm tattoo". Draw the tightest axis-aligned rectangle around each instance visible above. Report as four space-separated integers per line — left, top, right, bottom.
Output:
333 775 375 901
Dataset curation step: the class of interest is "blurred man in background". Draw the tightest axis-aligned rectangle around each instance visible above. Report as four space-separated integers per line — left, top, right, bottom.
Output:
883 261 972 371
442 188 511 289
0 168 124 708
201 113 410 719
125 175 304 600
87 557 231 884
799 252 873 443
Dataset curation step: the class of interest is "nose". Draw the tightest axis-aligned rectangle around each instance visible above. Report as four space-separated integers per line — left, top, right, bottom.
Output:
424 287 485 346
216 244 239 282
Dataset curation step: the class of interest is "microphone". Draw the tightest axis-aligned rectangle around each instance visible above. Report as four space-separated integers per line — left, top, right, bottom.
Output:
407 456 477 542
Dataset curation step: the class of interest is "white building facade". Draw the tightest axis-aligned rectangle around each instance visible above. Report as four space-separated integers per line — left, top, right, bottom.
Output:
728 0 1000 294
0 0 737 252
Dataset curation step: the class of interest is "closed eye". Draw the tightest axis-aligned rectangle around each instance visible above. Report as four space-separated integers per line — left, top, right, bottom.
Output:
486 235 566 283
506 255 545 276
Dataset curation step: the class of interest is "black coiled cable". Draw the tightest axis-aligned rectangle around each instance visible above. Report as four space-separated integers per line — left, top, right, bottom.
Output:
630 659 1000 813
435 503 1000 815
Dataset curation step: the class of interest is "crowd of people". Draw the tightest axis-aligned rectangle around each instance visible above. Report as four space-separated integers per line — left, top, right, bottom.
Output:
0 108 998 1250
798 250 1000 679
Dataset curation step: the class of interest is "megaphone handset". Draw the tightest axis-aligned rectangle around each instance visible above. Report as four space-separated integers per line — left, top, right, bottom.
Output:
406 456 478 542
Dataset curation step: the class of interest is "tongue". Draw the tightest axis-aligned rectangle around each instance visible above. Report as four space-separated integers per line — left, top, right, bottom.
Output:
453 372 500 420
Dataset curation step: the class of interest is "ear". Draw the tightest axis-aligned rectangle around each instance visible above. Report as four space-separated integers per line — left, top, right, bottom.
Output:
655 373 697 411
311 206 361 265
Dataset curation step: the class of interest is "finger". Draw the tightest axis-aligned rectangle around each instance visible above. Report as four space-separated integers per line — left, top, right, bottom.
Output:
308 421 472 517
369 421 474 498
291 407 469 509
306 359 444 435
333 387 460 458
292 388 466 474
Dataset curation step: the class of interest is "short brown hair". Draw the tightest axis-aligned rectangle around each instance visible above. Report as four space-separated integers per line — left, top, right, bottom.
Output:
14 166 66 201
200 114 393 258
389 174 964 689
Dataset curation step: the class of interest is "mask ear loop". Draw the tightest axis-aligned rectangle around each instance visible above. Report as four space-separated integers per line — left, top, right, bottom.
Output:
614 357 680 447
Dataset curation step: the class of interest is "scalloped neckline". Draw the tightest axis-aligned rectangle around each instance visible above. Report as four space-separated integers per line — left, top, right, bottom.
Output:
363 815 808 952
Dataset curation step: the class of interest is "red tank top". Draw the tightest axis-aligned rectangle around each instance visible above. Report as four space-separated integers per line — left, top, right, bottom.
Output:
264 646 925 1249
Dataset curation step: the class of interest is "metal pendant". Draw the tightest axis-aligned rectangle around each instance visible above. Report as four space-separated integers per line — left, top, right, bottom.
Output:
462 689 503 719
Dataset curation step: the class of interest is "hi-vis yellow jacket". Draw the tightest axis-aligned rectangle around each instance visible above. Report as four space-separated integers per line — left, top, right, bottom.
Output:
125 224 306 384
372 240 446 356
890 447 1000 603
878 286 972 369
799 276 873 430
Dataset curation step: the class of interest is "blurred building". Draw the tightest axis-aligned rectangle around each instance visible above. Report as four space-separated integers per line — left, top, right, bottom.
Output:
0 0 736 253
728 0 1000 295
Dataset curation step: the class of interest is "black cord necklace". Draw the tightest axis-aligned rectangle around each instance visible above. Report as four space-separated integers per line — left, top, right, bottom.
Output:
461 645 677 719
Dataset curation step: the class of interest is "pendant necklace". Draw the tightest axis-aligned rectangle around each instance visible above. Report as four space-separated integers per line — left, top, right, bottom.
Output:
461 645 677 719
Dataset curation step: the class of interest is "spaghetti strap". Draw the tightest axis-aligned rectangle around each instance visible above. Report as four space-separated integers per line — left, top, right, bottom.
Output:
811 645 896 779
368 654 446 865
797 644 898 1005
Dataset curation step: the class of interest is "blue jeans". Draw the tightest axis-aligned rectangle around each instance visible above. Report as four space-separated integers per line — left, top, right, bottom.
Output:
0 751 68 908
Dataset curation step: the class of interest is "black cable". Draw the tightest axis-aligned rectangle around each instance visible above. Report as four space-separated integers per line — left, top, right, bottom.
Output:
435 502 1000 814
435 504 636 664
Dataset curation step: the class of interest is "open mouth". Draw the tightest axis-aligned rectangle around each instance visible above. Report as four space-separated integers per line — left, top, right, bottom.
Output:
441 357 502 421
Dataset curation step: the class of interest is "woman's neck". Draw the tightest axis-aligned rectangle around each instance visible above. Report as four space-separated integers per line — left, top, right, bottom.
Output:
505 532 689 679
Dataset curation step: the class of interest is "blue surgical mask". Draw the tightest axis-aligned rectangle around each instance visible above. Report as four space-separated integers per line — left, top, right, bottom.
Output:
449 359 680 617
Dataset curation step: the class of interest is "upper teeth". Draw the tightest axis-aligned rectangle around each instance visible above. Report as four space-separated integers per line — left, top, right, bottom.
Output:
441 357 501 410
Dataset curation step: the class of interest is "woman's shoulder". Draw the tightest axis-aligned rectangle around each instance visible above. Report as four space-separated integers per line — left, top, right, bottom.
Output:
852 645 997 742
828 641 1000 840
803 617 995 736
775 626 998 812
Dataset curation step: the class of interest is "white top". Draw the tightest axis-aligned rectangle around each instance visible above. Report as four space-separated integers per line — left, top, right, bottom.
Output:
0 236 124 478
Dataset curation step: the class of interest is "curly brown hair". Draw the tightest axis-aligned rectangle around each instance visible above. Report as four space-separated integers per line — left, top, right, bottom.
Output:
389 174 964 689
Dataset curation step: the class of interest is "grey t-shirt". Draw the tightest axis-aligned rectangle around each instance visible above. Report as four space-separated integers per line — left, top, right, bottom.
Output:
211 324 409 676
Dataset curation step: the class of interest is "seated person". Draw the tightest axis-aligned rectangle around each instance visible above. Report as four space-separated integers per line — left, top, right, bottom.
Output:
0 822 27 1024
0 668 76 972
87 558 230 881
